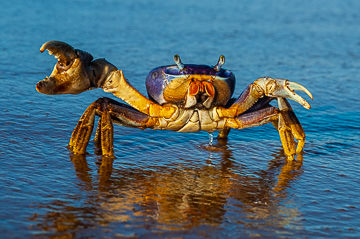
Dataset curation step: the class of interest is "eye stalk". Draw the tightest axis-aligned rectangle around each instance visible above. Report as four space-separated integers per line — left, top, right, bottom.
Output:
214 55 225 72
173 54 184 70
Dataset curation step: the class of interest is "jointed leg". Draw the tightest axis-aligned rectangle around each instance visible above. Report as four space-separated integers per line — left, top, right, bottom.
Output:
224 107 279 130
222 103 305 161
99 109 114 156
274 98 305 160
217 97 273 139
104 70 177 119
68 103 96 154
216 77 311 160
69 97 153 156
69 99 115 155
94 117 102 150
218 128 231 139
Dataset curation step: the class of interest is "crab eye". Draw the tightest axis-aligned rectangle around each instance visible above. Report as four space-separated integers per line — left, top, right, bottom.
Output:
174 54 184 70
214 55 225 72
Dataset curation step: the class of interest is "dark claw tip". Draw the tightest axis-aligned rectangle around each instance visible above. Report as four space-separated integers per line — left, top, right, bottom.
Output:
40 40 74 51
40 41 77 62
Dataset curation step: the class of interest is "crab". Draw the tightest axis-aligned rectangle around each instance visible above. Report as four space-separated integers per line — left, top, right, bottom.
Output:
36 41 313 160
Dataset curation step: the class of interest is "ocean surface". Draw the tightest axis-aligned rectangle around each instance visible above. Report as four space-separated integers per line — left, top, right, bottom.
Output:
1 0 360 238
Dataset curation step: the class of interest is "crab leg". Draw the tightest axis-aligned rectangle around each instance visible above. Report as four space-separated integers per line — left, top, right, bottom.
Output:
218 127 231 139
222 101 305 160
99 109 114 156
223 107 279 130
68 102 96 155
104 70 177 118
69 97 154 156
216 77 313 118
71 103 114 156
275 98 306 157
94 117 102 150
217 97 273 139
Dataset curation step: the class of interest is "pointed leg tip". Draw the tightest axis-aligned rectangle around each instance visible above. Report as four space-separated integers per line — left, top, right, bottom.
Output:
296 153 304 161
286 154 295 161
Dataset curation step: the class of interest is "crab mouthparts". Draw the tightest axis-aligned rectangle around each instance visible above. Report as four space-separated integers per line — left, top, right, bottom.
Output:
185 80 215 108
188 80 215 97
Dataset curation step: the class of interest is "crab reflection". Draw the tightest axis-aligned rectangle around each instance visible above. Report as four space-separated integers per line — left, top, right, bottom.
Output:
30 140 304 236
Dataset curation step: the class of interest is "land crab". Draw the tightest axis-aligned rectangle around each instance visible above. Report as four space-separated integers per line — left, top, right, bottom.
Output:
36 41 313 160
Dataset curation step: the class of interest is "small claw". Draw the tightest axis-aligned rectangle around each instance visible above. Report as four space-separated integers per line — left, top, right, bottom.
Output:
255 77 313 110
40 41 77 64
38 41 95 95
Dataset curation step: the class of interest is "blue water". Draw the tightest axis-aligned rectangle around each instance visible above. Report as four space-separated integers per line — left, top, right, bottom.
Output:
1 0 360 238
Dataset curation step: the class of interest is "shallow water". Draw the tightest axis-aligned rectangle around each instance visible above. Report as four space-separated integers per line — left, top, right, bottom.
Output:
1 0 360 238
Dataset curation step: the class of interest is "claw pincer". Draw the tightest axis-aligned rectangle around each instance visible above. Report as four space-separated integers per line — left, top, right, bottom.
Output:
40 41 78 64
254 77 313 109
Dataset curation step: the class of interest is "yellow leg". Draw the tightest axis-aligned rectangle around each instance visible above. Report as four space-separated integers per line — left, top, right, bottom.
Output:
276 98 306 160
68 99 114 156
105 70 177 119
221 101 306 161
100 109 114 157
69 97 156 156
277 112 296 161
218 128 231 139
94 117 102 151
224 107 279 131
68 102 96 154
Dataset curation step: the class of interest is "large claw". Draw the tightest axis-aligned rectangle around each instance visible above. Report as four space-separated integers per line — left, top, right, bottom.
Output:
36 41 97 95
254 77 313 109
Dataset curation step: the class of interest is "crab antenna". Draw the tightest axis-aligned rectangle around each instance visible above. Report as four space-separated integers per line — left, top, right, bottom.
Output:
214 55 225 72
174 54 184 70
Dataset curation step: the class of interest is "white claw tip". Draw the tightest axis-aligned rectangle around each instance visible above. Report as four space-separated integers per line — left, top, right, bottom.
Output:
304 102 311 109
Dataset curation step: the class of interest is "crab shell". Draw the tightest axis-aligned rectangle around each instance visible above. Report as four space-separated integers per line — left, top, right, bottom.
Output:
145 63 235 108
